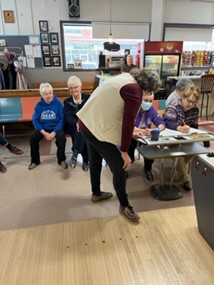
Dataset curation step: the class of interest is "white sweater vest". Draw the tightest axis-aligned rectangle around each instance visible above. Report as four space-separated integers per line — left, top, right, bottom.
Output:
77 73 137 145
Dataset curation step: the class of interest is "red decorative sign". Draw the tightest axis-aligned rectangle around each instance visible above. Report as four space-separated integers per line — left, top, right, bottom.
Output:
144 41 183 54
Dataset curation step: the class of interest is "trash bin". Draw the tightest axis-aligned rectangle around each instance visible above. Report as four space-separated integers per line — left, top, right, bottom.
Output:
191 155 214 250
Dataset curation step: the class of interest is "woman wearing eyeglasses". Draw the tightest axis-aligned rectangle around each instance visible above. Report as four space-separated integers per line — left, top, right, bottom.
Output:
64 76 90 171
163 85 200 191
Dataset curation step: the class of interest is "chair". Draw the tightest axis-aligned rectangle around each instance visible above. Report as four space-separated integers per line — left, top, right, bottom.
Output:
0 97 22 136
200 74 214 120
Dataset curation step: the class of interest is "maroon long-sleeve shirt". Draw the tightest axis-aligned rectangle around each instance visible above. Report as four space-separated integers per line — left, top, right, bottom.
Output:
79 82 142 152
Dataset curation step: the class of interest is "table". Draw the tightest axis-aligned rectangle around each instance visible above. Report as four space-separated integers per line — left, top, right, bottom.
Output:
136 128 214 201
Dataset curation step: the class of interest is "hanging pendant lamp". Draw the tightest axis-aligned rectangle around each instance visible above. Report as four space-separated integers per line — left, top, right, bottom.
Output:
103 0 120 51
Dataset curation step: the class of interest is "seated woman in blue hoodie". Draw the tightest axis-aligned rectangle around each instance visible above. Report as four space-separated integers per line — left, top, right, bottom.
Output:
128 92 165 182
28 83 67 170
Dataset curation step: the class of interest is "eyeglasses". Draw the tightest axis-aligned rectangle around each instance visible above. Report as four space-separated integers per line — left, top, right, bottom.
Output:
184 97 196 106
69 86 80 90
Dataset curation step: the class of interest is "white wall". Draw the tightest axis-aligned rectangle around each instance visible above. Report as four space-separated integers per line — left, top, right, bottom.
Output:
0 0 19 34
1 0 214 85
163 0 214 41
1 0 214 36
164 0 214 24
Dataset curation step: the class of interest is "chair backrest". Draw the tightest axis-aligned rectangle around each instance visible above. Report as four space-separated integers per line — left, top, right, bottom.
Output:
200 74 214 93
0 97 22 122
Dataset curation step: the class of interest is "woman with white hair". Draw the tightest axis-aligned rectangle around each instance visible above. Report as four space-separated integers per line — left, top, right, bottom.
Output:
64 76 90 171
28 83 67 170
165 78 194 106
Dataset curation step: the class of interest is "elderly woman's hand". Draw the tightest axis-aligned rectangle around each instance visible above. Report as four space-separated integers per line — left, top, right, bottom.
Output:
177 125 190 133
47 132 56 140
133 127 151 137
42 130 55 140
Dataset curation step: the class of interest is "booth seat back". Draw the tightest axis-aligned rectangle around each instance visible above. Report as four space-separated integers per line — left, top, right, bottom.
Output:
19 97 40 121
153 99 166 116
0 97 22 123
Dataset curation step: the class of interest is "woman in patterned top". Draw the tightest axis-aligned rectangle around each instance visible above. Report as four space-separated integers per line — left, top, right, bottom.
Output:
163 85 200 191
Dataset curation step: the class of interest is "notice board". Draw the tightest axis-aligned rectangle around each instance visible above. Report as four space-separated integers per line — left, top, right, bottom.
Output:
0 35 43 68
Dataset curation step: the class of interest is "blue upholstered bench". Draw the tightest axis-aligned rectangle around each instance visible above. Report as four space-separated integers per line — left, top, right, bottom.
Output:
0 97 22 135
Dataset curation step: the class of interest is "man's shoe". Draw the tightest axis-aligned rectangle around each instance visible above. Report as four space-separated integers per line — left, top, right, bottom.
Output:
203 141 210 148
119 205 140 222
8 146 24 155
28 163 39 170
60 161 68 169
69 157 77 168
82 162 89 171
91 191 113 202
144 169 153 182
183 181 192 191
0 162 7 173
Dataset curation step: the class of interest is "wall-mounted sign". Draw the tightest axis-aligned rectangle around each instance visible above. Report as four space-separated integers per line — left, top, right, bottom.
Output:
3 10 15 23
0 39 6 47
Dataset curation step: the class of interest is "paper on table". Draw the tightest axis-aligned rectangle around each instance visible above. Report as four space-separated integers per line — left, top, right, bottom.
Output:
159 128 209 137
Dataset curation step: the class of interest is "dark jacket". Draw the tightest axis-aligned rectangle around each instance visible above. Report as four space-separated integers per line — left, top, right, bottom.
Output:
64 93 90 132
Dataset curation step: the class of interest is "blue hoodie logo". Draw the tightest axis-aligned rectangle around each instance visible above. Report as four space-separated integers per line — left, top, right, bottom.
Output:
41 110 56 120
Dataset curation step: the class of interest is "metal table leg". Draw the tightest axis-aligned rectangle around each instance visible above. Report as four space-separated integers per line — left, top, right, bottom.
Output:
150 154 182 201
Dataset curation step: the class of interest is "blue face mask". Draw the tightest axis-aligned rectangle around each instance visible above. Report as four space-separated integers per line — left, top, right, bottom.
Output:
141 101 152 111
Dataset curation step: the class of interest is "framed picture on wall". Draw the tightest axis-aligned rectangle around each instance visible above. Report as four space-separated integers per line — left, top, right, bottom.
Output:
50 33 58 44
39 20 48 32
3 10 15 23
29 35 40 45
52 56 61 67
40 33 49 43
74 59 82 69
67 63 75 69
41 44 50 55
43 56 52 67
51 45 60 55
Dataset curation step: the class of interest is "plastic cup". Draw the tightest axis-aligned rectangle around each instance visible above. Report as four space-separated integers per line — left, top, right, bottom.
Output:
151 129 160 141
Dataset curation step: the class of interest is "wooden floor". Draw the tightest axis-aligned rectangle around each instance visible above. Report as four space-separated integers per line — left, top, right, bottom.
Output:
0 206 213 285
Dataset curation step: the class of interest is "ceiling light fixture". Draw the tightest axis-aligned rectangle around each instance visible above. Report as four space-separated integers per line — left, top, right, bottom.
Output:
103 0 120 51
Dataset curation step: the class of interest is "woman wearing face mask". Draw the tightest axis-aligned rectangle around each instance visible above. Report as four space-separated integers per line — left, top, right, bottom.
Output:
128 92 165 182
